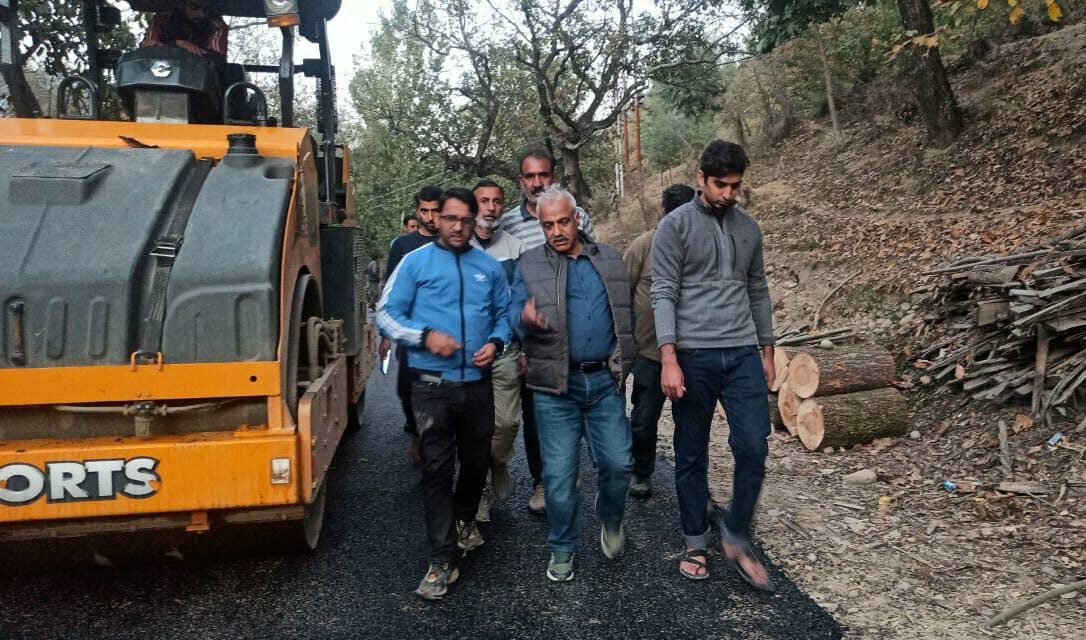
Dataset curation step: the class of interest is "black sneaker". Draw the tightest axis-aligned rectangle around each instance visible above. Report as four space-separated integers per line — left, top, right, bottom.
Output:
414 562 460 600
457 519 485 551
629 476 653 499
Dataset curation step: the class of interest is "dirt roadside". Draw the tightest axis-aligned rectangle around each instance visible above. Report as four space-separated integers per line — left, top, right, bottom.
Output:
650 401 1084 640
604 24 1086 640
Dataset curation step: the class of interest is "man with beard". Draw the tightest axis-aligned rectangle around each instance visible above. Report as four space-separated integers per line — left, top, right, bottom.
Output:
469 179 525 522
510 185 633 582
500 146 595 515
377 187 511 600
382 185 444 462
651 140 776 590
402 212 420 234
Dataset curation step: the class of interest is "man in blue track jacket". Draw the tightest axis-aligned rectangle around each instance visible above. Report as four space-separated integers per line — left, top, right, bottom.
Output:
377 187 513 601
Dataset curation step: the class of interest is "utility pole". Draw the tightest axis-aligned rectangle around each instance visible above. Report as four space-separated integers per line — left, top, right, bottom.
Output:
622 110 631 170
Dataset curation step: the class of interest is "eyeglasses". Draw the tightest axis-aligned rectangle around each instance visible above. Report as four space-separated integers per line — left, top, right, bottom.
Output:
438 215 476 227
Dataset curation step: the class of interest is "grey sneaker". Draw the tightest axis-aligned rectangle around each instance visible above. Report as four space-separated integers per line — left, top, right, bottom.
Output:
528 484 546 515
457 519 485 551
492 463 514 502
600 523 626 560
476 486 492 523
414 561 459 600
546 551 575 582
629 476 652 499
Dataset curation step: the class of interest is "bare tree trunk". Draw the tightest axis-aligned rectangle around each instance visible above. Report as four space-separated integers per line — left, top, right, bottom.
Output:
734 108 748 148
559 145 593 203
1 62 43 117
896 0 964 146
813 29 841 140
749 61 774 140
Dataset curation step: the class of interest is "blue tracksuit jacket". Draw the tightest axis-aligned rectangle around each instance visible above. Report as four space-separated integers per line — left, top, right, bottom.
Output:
376 242 512 382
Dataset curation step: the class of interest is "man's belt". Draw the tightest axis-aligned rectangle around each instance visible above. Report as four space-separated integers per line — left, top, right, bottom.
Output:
410 369 487 387
570 361 609 373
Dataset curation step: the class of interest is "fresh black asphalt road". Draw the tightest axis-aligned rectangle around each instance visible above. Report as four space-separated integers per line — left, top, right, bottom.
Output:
0 363 842 640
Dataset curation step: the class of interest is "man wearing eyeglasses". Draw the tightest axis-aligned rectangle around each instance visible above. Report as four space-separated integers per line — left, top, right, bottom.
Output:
378 187 512 601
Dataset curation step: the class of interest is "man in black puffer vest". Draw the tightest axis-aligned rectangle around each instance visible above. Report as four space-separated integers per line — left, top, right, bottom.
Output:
509 185 634 583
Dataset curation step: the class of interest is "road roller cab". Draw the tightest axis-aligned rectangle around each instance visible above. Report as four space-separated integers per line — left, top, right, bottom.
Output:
115 45 227 124
0 0 373 552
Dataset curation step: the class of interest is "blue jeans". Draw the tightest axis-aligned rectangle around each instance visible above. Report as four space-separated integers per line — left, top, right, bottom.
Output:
533 370 633 553
672 346 769 549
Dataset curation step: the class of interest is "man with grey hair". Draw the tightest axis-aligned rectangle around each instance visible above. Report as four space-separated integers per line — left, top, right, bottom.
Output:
500 145 595 515
509 184 634 582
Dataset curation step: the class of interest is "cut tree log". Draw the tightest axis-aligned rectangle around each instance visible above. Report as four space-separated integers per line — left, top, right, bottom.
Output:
771 348 791 392
795 388 910 451
787 353 820 398
768 394 785 430
783 345 896 399
777 382 801 436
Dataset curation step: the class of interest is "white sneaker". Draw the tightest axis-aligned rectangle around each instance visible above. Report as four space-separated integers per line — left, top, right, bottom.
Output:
600 523 625 560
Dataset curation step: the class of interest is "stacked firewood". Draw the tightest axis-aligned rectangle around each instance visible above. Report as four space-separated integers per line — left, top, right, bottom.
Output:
771 343 909 451
915 225 1086 421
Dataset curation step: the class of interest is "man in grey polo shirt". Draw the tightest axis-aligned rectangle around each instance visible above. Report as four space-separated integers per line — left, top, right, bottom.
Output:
651 140 776 590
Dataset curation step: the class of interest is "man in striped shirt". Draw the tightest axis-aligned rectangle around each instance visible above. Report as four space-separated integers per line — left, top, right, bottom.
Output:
500 146 595 251
499 145 595 515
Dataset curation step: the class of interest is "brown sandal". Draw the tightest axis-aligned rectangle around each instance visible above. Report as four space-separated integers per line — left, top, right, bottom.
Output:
679 548 710 580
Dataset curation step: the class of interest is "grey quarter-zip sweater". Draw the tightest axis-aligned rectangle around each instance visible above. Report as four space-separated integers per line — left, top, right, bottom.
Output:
650 197 774 349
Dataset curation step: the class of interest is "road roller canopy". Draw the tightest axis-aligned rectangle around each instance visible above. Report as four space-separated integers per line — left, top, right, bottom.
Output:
125 0 341 20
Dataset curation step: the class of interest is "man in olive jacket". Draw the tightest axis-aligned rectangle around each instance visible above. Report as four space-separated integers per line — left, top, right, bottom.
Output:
509 185 634 583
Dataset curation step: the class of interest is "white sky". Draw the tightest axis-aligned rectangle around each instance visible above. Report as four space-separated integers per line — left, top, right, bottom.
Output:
325 1 387 110
327 1 385 82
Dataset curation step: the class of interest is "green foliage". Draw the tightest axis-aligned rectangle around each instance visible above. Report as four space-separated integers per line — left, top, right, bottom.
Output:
345 119 451 259
744 0 861 52
347 0 746 213
641 91 719 171
654 63 730 117
17 1 143 75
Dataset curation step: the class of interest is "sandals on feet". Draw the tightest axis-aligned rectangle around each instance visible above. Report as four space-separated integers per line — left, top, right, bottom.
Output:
721 533 775 592
678 548 710 580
